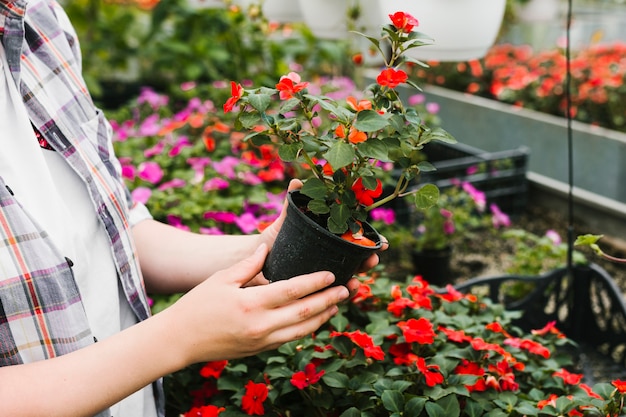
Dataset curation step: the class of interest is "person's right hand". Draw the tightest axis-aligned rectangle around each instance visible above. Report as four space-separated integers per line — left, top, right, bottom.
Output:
160 243 350 366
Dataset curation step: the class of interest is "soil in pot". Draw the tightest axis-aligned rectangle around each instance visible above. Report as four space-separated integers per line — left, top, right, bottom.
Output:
262 191 382 287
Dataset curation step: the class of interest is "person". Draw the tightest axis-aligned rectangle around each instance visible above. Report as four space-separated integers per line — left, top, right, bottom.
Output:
0 1 385 416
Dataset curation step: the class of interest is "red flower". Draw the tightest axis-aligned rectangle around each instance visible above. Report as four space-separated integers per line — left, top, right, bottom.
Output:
184 404 225 417
397 317 436 345
388 11 419 33
613 379 626 393
199 360 228 379
223 81 243 113
351 177 382 206
276 72 309 100
387 296 417 317
454 359 486 392
290 363 325 389
438 326 472 344
416 357 444 387
553 368 583 385
389 342 418 366
376 68 408 89
532 320 565 338
241 381 268 416
331 330 385 360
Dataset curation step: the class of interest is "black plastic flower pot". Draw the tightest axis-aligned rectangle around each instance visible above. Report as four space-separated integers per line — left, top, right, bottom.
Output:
411 246 453 286
263 190 383 287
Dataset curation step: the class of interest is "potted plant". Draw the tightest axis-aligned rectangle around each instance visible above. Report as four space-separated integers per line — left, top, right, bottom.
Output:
372 181 510 285
224 11 456 285
170 269 626 416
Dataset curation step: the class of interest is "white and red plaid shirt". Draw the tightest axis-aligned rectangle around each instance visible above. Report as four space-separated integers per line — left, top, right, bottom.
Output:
0 1 162 415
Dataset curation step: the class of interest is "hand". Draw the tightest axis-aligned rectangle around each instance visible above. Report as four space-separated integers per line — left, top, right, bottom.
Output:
163 243 351 365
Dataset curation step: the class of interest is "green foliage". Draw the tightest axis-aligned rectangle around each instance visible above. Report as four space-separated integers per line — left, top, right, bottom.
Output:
164 270 626 416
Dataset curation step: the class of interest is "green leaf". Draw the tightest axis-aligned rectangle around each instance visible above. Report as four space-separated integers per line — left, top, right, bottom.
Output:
301 178 327 200
277 142 303 162
417 161 436 172
405 397 427 416
325 141 355 170
358 139 390 162
414 184 440 209
381 390 404 413
247 93 272 112
322 371 350 389
422 127 457 144
308 199 330 215
338 407 362 417
354 110 389 132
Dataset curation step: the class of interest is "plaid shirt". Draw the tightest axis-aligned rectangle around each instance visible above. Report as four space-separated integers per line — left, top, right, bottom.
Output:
0 1 163 415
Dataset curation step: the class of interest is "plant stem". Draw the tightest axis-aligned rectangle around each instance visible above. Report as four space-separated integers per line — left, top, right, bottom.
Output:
366 175 409 211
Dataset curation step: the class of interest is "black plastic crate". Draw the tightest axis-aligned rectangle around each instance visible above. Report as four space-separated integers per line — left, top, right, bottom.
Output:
388 142 530 221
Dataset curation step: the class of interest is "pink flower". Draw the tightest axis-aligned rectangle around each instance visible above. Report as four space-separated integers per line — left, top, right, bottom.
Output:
138 161 164 184
235 213 260 235
203 178 230 191
490 203 511 228
131 187 152 204
545 229 562 245
370 208 396 225
158 178 187 191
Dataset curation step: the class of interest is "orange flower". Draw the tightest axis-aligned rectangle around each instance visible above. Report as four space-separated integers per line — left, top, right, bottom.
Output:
348 127 367 144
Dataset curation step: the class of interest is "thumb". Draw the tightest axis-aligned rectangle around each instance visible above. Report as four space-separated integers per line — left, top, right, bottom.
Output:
223 243 268 287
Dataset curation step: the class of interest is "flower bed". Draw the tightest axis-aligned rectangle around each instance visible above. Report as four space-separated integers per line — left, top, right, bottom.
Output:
171 270 626 417
414 42 626 133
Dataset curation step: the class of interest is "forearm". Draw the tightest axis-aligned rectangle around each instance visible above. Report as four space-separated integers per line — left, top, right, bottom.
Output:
132 219 261 293
0 311 184 417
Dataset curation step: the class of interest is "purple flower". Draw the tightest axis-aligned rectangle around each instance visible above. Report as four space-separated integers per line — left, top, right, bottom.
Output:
138 161 164 184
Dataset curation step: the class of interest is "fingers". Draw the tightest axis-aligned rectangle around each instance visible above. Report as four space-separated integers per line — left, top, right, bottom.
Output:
220 243 268 287
261 271 344 308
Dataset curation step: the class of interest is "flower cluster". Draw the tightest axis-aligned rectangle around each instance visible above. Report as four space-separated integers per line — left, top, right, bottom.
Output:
224 11 456 237
415 42 626 133
171 271 626 416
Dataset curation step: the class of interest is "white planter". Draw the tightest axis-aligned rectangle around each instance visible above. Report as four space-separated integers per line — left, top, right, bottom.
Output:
186 0 225 8
516 0 561 23
378 0 506 62
263 0 303 23
298 0 384 40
